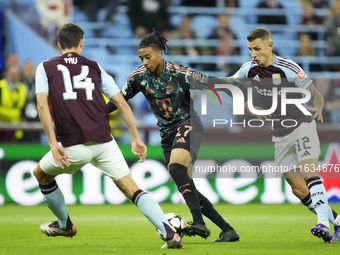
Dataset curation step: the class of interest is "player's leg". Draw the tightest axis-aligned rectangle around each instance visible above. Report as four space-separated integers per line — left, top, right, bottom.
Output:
92 140 182 248
295 121 334 242
285 169 340 242
185 163 239 241
302 159 335 242
113 173 181 248
298 190 340 240
167 148 210 239
197 190 239 242
33 163 76 237
284 160 332 242
33 144 88 237
165 122 210 238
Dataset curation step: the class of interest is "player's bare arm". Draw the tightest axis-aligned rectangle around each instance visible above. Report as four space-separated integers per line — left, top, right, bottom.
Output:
219 76 237 85
244 102 270 122
110 93 147 162
36 92 70 169
306 83 324 123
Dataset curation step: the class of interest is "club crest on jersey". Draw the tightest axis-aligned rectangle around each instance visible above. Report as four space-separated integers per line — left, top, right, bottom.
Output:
193 71 202 81
166 85 173 93
272 74 281 85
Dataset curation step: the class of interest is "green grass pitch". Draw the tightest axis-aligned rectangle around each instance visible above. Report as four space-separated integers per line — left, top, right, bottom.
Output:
0 203 339 255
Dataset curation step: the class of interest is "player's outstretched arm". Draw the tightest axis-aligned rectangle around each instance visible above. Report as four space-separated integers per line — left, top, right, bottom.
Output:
110 93 147 162
306 83 324 123
36 92 70 169
213 76 239 97
244 101 271 121
219 76 237 85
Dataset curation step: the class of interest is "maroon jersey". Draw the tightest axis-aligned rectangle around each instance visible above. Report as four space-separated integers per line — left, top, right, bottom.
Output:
234 54 313 137
35 52 119 146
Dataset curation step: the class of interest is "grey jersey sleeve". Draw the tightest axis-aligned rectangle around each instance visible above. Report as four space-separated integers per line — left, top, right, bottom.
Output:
279 60 313 88
98 64 120 99
233 61 251 84
35 62 49 94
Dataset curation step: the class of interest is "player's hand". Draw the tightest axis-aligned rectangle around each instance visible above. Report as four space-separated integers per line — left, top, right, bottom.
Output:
50 143 70 169
307 107 323 123
131 140 147 163
244 102 271 121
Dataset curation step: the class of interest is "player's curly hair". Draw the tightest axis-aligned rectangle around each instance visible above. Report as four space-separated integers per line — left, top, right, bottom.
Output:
138 29 171 55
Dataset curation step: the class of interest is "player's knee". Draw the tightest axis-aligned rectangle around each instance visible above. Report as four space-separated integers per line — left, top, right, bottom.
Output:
33 164 43 181
169 163 187 180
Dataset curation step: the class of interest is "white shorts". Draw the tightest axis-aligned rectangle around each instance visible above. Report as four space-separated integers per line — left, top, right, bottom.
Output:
40 139 130 180
272 120 320 176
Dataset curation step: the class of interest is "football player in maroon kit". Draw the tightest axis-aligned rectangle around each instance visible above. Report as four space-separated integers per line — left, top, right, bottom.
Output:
33 23 182 249
221 27 340 243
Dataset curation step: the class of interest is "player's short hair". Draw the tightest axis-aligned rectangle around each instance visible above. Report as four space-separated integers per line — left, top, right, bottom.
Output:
57 23 85 50
247 28 272 42
138 29 171 55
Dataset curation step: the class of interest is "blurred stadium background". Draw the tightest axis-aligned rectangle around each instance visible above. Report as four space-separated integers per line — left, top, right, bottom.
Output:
0 0 339 206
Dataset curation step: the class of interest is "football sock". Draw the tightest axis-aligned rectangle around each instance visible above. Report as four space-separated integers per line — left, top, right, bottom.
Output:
301 192 340 226
169 163 205 225
39 180 70 229
197 191 234 232
306 176 330 228
132 189 175 240
301 193 316 214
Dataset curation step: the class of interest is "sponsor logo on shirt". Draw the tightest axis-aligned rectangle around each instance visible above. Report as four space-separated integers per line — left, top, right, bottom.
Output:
253 85 282 96
298 70 306 79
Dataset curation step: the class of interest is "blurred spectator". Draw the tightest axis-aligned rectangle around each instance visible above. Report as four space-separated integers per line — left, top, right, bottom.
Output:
73 0 119 37
214 37 239 75
313 76 340 123
169 16 211 69
324 0 340 71
21 60 38 122
208 14 240 54
35 0 73 44
1 52 20 79
208 14 237 40
257 0 287 25
296 33 317 56
224 0 239 8
295 33 321 71
310 0 330 10
5 52 20 70
127 0 173 38
21 60 41 142
299 2 324 41
0 66 27 142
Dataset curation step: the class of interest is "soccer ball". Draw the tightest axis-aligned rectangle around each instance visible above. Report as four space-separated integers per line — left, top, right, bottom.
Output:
156 212 186 239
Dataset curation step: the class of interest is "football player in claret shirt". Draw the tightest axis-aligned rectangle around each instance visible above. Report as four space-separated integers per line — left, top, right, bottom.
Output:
107 30 239 242
33 23 183 249
220 27 340 243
